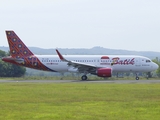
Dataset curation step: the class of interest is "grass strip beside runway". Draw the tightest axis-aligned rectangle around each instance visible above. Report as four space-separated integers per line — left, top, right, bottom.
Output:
0 83 160 120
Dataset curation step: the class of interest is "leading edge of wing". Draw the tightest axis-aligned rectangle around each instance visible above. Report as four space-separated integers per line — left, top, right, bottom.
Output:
55 49 97 68
56 49 68 62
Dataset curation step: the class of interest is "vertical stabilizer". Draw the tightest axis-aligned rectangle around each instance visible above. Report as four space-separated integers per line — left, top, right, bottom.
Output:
5 31 34 58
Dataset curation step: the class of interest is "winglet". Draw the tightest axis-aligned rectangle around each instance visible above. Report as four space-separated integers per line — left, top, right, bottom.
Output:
56 49 67 61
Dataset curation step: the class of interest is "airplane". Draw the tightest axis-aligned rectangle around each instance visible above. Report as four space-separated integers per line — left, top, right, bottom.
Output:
2 31 159 80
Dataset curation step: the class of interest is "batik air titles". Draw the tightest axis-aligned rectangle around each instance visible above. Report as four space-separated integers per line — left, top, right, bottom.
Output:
2 31 159 80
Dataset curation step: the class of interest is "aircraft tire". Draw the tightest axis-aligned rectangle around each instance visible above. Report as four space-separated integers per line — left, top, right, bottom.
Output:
81 75 87 80
136 77 139 80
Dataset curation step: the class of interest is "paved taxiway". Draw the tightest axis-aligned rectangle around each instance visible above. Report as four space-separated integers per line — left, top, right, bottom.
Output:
0 79 160 83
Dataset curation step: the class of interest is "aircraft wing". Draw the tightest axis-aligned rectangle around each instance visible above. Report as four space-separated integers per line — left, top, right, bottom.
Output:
56 49 98 73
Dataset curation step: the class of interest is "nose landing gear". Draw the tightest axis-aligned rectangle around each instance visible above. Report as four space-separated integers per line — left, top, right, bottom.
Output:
135 73 139 80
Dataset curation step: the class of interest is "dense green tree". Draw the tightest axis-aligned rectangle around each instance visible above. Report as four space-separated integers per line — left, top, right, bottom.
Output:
0 50 26 77
0 60 8 76
0 50 6 57
9 64 26 77
152 57 160 77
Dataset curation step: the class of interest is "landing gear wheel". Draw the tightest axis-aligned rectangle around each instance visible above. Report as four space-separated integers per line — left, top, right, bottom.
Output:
136 77 139 80
81 75 87 80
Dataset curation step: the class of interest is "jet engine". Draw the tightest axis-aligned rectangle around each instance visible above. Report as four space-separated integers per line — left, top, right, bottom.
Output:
68 67 78 72
97 68 112 77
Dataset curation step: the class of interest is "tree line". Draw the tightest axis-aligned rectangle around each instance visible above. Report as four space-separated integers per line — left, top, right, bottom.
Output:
152 58 160 77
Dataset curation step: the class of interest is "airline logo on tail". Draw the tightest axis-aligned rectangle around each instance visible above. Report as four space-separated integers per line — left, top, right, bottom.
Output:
6 31 34 58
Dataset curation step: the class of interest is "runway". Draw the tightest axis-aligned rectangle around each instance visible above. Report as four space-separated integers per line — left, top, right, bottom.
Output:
0 79 160 83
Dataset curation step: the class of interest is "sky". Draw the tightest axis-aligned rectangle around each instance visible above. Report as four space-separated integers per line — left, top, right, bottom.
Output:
1 0 160 52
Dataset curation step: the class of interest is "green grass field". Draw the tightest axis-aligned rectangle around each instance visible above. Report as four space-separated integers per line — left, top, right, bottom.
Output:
0 82 160 120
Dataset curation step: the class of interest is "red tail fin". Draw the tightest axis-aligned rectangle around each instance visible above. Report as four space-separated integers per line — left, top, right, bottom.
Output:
5 31 34 58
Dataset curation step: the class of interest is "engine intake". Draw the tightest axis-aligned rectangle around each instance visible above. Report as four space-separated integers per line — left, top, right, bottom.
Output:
97 68 112 77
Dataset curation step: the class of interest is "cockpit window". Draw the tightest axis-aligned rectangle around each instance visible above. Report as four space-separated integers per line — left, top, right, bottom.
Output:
146 60 151 62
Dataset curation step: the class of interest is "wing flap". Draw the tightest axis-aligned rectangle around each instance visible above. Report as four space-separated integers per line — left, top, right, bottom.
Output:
56 49 97 73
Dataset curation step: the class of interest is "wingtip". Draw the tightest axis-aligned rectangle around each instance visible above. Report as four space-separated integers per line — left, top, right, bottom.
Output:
56 49 64 60
55 49 59 54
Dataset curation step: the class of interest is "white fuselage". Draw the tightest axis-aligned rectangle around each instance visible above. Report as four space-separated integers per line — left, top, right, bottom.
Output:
35 55 158 73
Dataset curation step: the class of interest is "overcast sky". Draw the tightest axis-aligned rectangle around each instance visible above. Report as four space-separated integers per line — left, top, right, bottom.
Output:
1 0 160 52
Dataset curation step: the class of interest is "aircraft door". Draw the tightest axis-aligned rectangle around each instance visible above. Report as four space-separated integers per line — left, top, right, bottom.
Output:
135 58 141 67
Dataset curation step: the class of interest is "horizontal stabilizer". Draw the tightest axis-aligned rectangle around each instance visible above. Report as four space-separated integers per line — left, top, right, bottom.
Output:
2 57 24 64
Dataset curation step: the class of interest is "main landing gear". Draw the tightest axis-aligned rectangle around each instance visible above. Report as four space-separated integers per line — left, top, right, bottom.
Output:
81 75 88 80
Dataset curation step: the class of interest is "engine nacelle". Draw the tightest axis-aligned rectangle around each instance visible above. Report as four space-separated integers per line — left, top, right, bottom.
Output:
97 68 112 77
68 67 78 72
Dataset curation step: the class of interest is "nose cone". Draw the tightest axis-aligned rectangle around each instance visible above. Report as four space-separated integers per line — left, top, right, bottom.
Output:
153 62 159 71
